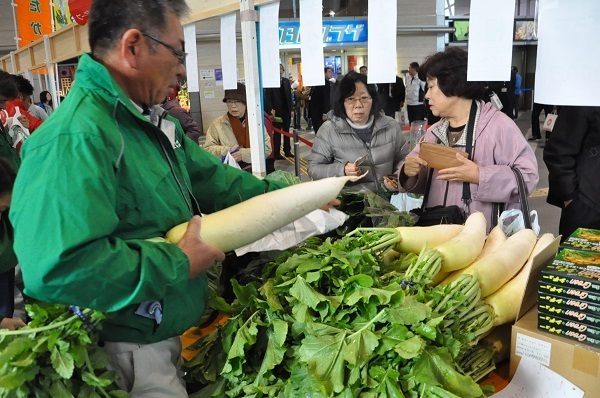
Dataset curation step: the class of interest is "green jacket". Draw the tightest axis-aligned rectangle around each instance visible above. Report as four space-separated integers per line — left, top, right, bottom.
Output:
10 53 285 344
0 124 20 172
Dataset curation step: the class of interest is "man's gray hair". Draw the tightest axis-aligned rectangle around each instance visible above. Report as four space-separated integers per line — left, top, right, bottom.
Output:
89 0 190 56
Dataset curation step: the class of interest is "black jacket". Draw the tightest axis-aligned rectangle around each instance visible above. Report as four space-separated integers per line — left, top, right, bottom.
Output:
544 106 600 211
309 79 332 121
264 77 293 117
378 76 406 117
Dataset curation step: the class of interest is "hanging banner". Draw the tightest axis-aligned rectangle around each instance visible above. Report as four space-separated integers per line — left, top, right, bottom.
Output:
367 0 396 84
220 13 238 90
68 0 92 26
52 0 73 30
299 0 324 87
14 0 53 47
259 1 281 88
467 0 514 81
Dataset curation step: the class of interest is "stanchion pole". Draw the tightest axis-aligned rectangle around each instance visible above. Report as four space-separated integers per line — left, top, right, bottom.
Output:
293 129 300 177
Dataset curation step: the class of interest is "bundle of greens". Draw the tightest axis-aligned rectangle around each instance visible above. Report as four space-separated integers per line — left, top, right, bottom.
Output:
184 230 493 397
0 303 126 398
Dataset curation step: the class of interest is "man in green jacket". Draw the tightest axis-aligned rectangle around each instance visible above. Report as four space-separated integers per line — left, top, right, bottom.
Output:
10 1 286 396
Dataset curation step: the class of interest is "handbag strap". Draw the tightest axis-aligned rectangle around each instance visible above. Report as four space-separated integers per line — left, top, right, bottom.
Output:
512 167 532 229
491 167 531 229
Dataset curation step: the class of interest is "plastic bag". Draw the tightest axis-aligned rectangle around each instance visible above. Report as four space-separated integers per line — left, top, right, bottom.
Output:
7 107 30 148
499 209 540 237
390 192 424 212
542 112 558 132
234 208 349 256
222 151 241 169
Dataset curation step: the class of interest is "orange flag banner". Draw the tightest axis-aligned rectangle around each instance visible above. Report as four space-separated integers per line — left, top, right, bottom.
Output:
15 0 53 47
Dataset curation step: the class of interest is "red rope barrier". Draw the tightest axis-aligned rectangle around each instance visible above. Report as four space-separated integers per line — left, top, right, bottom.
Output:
270 123 429 148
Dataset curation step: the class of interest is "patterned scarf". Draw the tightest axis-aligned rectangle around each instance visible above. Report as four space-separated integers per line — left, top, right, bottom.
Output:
227 112 250 149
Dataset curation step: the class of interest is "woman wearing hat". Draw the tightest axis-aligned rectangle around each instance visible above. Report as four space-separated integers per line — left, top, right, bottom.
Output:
204 83 274 172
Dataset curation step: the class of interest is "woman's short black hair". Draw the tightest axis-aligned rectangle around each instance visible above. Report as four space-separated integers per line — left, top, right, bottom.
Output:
418 47 484 100
333 71 380 119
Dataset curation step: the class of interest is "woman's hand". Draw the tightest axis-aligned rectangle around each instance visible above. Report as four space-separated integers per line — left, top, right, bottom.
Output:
0 317 26 330
344 162 361 177
436 153 480 184
18 115 29 129
403 155 427 177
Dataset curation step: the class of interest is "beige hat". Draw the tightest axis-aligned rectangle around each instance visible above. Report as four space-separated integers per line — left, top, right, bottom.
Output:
223 83 246 104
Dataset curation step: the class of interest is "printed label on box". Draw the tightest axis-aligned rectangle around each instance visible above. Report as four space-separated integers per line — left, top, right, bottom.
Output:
516 333 552 366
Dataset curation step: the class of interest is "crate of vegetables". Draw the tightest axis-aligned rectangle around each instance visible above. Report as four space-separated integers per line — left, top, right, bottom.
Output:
539 248 600 293
538 311 600 348
562 227 600 252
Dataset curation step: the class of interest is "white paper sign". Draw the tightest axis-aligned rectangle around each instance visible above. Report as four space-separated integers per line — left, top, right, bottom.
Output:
535 0 600 105
515 332 552 366
299 0 325 87
220 13 238 90
492 356 583 398
467 0 514 82
259 2 282 88
183 24 199 92
366 0 396 84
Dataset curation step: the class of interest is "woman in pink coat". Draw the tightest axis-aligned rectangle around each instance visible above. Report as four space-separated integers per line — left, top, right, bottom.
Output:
397 48 538 231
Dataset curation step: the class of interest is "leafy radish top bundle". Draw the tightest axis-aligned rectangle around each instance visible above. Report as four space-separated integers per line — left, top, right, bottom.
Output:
184 230 492 397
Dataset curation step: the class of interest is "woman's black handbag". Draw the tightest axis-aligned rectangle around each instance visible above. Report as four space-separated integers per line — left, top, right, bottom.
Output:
411 204 465 226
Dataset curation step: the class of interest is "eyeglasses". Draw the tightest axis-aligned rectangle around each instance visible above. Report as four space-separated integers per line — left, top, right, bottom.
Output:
141 32 187 64
344 96 372 105
226 100 244 106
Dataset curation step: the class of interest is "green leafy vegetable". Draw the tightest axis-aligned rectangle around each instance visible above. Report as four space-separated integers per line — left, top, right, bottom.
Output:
0 303 127 398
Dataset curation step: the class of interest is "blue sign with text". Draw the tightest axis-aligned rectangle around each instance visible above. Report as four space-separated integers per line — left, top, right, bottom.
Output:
278 20 368 48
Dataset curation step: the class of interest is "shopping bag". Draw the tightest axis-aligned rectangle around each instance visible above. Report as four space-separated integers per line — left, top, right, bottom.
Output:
395 110 408 126
222 151 242 169
542 111 558 132
489 92 503 110
7 107 30 148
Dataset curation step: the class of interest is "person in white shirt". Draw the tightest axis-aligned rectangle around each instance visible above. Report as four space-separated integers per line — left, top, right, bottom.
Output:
405 62 427 123
28 103 48 121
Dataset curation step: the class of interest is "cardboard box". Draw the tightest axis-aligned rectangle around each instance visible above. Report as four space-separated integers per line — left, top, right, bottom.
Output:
511 306 600 394
562 227 600 252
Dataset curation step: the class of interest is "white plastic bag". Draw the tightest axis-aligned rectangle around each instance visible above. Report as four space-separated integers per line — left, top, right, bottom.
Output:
7 107 30 148
499 209 540 237
222 151 241 169
234 208 349 255
389 193 423 212
542 112 558 132
489 92 503 110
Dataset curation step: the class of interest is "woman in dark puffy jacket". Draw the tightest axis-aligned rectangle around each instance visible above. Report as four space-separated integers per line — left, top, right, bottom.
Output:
307 71 408 194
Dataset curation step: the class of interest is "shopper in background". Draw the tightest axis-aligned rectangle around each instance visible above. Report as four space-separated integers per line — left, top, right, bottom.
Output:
9 1 290 396
397 47 538 231
0 157 25 331
378 75 406 118
161 84 202 144
544 106 600 241
37 90 53 116
512 66 522 118
27 98 49 121
204 83 273 172
309 66 333 134
292 80 309 131
4 75 42 133
359 65 368 75
307 71 408 194
264 64 294 158
405 61 427 123
0 71 21 169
